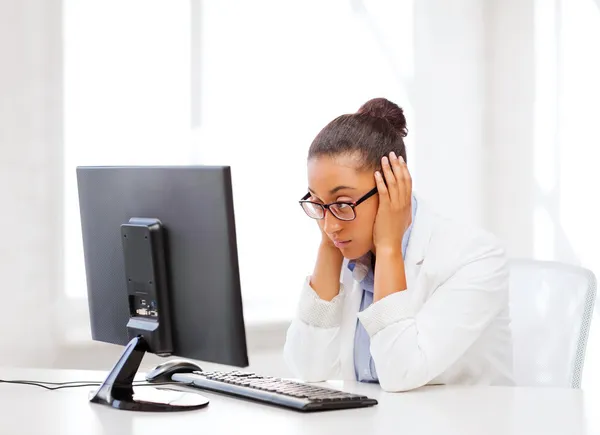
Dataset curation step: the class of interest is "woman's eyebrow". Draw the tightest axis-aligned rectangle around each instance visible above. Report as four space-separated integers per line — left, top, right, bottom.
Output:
329 186 356 194
307 186 356 196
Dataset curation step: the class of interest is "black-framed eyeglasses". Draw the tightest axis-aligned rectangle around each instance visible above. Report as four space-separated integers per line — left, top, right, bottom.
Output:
299 187 378 221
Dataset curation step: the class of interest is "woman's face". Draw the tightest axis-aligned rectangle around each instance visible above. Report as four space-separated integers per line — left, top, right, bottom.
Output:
307 153 378 260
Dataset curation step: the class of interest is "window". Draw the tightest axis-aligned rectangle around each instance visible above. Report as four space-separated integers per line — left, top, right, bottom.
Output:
63 0 415 327
63 1 192 302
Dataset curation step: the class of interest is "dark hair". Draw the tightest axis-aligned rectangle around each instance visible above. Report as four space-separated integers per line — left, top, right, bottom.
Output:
307 98 408 171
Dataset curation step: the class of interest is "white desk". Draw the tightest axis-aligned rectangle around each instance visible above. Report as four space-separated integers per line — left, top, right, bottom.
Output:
1 367 599 435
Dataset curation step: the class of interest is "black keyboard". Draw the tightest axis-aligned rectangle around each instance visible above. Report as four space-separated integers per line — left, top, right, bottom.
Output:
170 370 378 412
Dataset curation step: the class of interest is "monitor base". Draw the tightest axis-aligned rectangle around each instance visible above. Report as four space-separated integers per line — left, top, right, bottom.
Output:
89 336 209 412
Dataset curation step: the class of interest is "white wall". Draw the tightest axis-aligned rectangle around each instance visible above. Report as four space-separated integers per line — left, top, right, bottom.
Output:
484 0 536 257
0 0 63 366
484 0 600 271
413 0 486 228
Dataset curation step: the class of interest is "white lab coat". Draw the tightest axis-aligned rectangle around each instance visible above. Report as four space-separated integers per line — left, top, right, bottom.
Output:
283 197 514 392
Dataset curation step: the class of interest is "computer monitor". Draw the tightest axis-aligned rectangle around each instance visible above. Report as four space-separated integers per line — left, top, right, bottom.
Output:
76 166 248 412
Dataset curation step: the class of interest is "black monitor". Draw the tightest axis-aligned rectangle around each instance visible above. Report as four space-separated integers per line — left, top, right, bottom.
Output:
76 166 248 412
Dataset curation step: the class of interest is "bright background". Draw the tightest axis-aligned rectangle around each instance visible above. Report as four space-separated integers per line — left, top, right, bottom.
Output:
1 0 600 385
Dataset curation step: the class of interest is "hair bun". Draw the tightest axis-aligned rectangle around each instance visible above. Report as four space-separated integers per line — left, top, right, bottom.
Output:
357 98 408 137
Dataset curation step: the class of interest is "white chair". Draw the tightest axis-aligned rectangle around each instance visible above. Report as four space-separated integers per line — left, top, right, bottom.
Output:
509 259 597 388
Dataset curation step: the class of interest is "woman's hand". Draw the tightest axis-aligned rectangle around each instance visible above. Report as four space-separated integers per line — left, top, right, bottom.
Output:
373 151 413 255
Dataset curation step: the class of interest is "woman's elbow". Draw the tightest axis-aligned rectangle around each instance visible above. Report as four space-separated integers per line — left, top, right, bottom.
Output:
283 355 329 383
283 339 330 383
376 359 432 392
378 375 428 392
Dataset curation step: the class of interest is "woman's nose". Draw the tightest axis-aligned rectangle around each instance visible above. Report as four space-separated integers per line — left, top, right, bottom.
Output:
322 209 342 234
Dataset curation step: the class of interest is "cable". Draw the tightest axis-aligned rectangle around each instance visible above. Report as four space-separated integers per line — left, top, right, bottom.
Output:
0 381 103 391
0 379 192 391
2 379 172 386
2 379 98 385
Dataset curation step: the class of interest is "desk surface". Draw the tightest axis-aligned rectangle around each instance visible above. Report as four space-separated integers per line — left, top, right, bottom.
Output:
1 367 599 435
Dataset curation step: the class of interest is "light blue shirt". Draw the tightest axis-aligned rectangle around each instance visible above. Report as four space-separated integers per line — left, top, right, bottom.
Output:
347 195 418 383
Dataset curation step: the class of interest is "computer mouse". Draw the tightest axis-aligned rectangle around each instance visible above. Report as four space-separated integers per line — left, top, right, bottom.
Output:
145 359 203 383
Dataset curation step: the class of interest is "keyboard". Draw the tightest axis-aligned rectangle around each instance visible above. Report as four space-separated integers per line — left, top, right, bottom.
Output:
170 370 378 412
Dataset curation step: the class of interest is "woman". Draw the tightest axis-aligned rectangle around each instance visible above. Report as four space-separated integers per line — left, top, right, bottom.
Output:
283 98 513 392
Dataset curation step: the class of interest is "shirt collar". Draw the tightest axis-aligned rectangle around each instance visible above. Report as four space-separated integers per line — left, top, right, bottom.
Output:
347 252 372 282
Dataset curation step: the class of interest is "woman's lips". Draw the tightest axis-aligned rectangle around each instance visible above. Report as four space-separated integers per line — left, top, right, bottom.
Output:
333 240 352 248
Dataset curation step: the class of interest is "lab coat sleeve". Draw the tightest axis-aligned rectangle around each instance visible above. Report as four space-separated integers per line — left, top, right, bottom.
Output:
283 277 347 382
357 233 509 392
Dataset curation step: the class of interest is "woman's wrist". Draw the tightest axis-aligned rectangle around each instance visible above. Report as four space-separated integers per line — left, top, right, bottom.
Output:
311 241 344 302
374 242 403 259
373 246 407 302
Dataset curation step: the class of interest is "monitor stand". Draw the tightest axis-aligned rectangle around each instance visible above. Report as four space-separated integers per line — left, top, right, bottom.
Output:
89 336 209 412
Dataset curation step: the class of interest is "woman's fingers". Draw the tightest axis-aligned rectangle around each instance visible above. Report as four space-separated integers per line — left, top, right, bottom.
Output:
389 152 405 193
381 156 398 203
397 154 412 198
378 152 412 209
374 170 389 205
